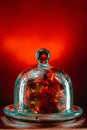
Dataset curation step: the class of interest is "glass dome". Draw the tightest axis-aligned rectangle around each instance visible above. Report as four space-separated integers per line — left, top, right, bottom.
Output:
3 48 83 121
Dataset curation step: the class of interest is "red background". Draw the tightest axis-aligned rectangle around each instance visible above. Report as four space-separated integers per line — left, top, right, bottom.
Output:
0 0 87 107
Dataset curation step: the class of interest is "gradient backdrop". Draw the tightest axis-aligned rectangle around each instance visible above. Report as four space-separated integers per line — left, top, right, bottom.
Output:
0 0 87 107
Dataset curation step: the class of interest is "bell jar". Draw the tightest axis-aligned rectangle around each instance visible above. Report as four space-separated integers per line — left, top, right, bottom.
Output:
3 48 83 121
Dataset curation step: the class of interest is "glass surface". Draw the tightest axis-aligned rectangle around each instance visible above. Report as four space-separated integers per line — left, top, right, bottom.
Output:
3 48 83 121
14 48 73 114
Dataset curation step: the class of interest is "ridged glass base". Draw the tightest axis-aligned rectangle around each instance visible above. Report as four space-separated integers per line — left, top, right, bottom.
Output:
3 104 83 122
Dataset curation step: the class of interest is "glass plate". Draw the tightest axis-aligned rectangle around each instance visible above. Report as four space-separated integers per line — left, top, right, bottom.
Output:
3 104 83 122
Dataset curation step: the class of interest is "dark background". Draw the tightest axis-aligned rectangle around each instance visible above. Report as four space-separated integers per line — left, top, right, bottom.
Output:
0 0 87 107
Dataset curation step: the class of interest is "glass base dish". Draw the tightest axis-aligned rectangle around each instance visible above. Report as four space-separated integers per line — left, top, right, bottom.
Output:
3 104 83 122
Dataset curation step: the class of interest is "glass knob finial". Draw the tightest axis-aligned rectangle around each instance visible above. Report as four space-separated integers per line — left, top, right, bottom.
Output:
36 48 50 64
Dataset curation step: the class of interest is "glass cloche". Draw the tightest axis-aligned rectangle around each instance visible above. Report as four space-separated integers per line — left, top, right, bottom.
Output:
4 48 83 121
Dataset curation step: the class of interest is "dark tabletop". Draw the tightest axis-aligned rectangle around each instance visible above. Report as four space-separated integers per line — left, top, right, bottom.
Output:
0 106 87 129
